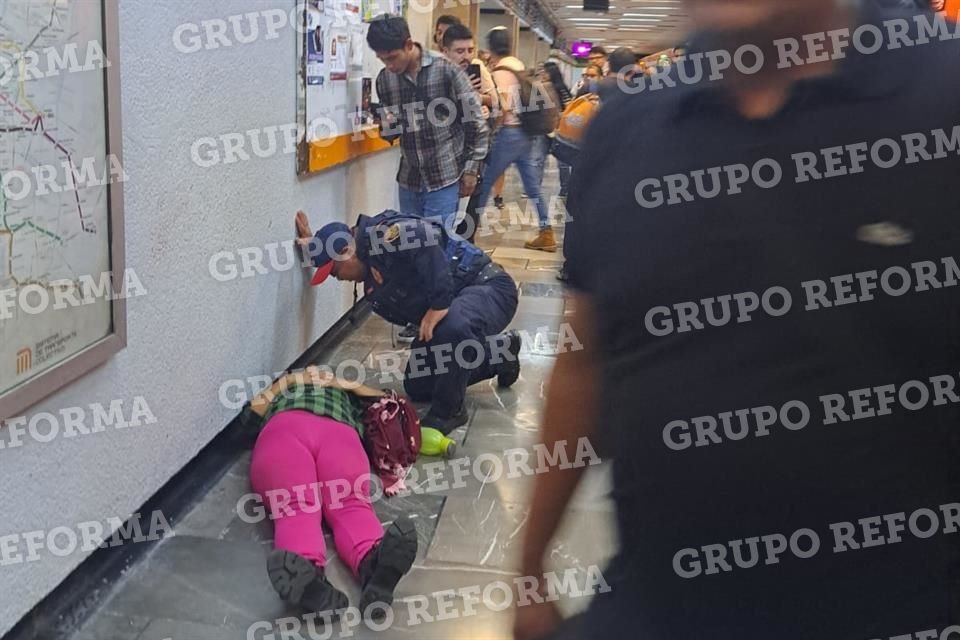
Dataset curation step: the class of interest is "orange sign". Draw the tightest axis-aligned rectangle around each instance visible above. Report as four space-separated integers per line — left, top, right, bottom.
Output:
15 348 31 375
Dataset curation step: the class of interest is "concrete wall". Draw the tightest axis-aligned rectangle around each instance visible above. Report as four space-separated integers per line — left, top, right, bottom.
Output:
0 0 434 634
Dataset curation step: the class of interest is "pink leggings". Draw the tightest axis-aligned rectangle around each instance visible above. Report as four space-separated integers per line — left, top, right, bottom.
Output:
250 411 384 575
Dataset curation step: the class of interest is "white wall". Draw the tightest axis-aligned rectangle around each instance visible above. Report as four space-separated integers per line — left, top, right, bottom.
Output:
0 0 429 634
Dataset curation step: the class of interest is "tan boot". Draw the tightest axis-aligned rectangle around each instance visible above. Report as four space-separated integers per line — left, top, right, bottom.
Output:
524 226 558 252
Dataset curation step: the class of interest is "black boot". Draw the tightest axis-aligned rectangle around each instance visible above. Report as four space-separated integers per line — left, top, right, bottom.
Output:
496 330 522 388
357 517 418 619
422 405 469 436
267 550 348 616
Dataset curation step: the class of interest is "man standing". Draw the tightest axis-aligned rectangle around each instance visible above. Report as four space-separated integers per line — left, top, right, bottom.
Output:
516 1 960 639
573 45 608 96
595 46 637 102
296 210 521 435
441 22 498 241
472 27 557 252
366 16 488 231
586 45 608 75
441 23 497 115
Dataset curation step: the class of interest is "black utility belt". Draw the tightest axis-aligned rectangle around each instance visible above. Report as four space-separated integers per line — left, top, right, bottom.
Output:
472 261 504 284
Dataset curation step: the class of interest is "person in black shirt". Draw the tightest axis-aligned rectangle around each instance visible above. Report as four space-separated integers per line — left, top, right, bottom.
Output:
516 1 960 639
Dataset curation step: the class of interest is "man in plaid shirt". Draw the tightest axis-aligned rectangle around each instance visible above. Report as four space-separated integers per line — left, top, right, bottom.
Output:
366 16 489 232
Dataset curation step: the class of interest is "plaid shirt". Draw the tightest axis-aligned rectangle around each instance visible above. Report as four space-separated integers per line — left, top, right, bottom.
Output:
262 383 364 437
376 45 489 192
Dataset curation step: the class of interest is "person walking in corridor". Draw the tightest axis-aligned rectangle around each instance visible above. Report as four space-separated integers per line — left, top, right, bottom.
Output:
472 27 557 252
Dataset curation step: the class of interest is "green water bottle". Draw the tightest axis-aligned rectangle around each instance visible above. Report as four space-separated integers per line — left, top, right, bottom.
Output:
420 427 457 459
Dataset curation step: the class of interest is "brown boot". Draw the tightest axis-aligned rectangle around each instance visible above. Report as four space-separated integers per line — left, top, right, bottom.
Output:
524 226 558 252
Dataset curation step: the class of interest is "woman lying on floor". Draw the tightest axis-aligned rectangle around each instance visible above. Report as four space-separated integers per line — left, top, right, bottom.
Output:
248 366 417 619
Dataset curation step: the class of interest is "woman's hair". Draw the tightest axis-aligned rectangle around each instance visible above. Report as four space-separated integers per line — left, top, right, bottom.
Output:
542 61 572 108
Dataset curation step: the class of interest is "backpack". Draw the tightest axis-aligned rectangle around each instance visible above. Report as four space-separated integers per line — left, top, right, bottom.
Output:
551 93 600 167
493 66 558 137
360 390 422 497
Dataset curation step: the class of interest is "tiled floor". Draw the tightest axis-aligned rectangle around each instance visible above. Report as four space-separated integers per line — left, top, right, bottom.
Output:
68 162 617 640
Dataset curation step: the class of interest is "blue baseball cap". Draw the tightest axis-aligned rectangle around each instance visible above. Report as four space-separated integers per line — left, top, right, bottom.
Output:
308 222 353 286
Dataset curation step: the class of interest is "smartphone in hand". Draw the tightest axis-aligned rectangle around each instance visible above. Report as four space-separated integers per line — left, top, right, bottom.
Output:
467 63 481 82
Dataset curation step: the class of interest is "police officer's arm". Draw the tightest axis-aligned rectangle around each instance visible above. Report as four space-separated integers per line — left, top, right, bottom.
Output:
408 223 455 341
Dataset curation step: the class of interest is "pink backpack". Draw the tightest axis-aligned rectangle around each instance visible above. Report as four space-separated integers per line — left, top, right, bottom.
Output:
361 390 421 496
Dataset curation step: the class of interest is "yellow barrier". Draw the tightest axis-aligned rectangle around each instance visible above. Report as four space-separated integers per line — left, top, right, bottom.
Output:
306 126 397 173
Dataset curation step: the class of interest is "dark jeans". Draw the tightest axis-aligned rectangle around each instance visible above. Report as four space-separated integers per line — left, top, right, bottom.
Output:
474 127 551 230
558 161 572 197
403 272 518 418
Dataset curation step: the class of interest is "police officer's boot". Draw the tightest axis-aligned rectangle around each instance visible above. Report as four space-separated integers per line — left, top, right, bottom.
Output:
357 517 418 620
496 330 522 388
422 405 469 435
524 226 558 252
266 549 348 616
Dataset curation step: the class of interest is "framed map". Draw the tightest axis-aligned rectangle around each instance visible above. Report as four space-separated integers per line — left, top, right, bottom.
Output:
0 0 125 420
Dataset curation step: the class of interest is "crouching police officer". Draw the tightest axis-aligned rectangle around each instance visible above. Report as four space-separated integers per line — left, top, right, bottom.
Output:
295 210 521 434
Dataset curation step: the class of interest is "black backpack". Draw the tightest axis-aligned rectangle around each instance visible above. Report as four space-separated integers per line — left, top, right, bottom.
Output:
493 66 557 137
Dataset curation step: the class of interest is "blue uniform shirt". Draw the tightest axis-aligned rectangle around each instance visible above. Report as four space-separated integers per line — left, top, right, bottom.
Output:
356 211 488 326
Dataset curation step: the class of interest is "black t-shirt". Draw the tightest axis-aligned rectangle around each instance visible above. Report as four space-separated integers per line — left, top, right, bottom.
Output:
567 6 960 639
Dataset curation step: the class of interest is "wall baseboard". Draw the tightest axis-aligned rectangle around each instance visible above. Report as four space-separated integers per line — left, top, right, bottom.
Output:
4 300 372 640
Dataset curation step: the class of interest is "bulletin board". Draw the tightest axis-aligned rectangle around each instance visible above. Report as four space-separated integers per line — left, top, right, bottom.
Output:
296 0 407 175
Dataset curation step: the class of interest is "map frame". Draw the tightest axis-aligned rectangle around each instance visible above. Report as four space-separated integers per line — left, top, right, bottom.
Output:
0 0 126 421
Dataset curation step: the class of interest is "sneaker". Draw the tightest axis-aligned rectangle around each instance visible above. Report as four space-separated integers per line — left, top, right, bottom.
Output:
494 195 505 210
422 405 469 436
398 323 417 340
267 550 348 615
524 227 558 252
496 330 521 388
358 517 419 619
